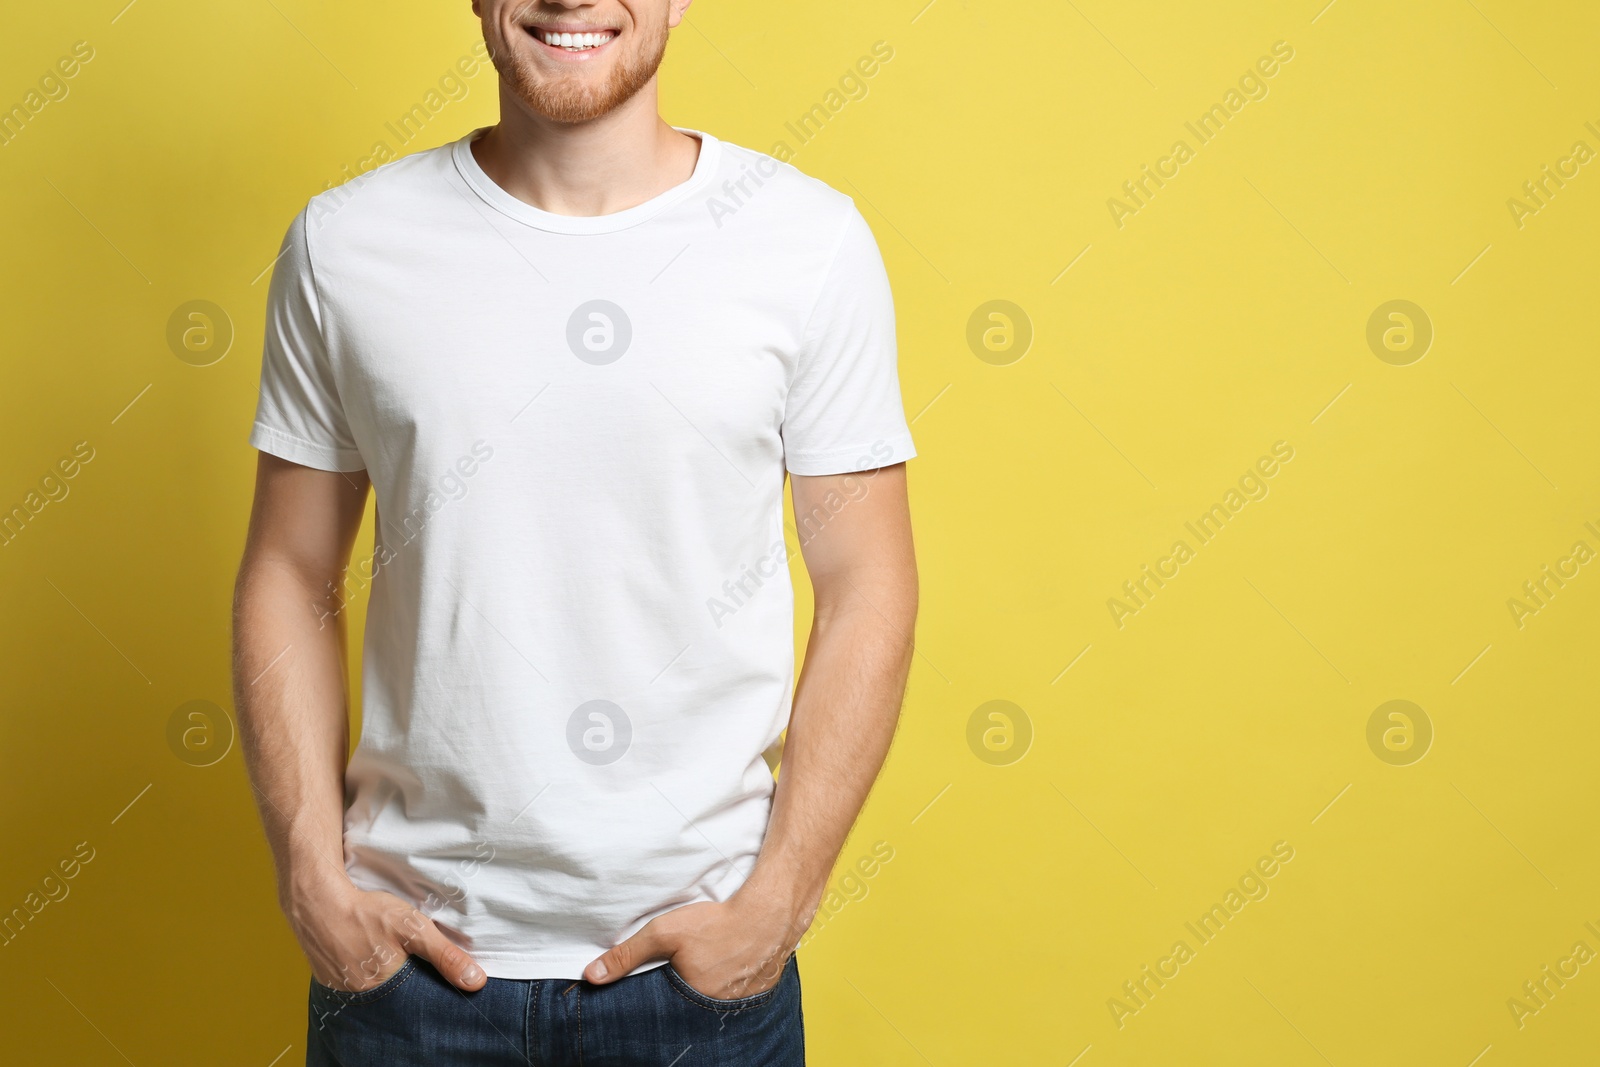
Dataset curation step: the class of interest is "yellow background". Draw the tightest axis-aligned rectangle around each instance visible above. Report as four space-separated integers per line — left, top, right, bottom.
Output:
3 1 1597 1063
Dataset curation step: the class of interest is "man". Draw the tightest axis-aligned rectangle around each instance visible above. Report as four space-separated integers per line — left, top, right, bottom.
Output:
232 1 918 1063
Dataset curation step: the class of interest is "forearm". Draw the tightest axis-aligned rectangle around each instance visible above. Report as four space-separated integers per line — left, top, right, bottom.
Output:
232 557 355 912
742 582 916 934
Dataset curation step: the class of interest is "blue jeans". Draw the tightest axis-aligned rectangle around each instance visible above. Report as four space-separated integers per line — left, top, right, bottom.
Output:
305 953 804 1066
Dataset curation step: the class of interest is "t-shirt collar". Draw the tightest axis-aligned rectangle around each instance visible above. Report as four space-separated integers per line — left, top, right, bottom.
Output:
451 124 721 235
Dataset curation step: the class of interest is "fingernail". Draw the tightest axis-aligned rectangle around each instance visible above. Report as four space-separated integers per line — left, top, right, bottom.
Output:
462 965 483 984
590 961 608 980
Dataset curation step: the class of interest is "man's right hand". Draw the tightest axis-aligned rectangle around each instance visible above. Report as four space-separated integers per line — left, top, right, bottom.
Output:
283 879 488 994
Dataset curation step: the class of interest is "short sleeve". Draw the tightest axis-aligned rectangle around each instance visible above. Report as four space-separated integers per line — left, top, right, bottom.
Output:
781 205 917 476
248 208 365 473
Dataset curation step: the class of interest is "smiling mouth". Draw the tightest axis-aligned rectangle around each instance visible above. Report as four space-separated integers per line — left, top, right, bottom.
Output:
524 25 619 52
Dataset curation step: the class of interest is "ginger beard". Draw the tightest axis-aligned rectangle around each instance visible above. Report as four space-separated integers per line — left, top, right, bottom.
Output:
489 17 670 125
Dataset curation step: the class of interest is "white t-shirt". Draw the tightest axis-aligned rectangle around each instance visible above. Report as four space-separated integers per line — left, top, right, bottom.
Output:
249 125 916 979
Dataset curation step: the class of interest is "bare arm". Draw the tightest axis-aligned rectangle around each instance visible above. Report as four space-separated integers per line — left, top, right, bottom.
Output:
585 462 917 995
233 453 367 913
233 452 485 992
743 462 917 930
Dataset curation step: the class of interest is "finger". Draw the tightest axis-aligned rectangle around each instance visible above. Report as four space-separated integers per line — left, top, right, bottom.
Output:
406 915 487 991
585 922 669 984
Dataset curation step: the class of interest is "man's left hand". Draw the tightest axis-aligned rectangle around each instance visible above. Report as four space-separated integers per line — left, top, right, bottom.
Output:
583 891 804 1000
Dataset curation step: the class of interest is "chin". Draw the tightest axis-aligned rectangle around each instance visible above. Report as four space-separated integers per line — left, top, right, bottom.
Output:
490 16 668 125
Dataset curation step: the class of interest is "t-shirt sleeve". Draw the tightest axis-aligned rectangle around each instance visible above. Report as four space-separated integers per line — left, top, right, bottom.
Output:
781 204 917 476
247 207 366 473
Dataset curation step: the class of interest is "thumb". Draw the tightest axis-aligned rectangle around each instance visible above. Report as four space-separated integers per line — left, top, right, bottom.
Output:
585 921 669 985
407 916 488 992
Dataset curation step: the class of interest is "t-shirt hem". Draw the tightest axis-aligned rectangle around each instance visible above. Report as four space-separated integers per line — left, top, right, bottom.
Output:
467 953 671 981
250 421 366 473
784 432 916 476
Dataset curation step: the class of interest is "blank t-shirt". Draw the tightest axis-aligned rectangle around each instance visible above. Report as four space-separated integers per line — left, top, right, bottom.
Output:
248 125 916 979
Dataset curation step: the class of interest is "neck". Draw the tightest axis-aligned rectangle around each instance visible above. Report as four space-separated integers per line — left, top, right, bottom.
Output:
471 82 700 217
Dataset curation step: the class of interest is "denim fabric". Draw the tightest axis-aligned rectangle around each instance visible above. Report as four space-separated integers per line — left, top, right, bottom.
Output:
305 954 804 1066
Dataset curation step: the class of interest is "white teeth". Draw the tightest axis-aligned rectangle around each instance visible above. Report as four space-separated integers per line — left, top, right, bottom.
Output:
537 28 612 49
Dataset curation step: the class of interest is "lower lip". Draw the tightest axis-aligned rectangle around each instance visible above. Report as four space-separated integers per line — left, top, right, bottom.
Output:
527 30 617 63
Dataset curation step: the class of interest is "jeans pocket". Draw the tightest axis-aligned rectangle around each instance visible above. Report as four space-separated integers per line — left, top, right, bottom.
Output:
311 954 419 1006
662 956 789 1013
